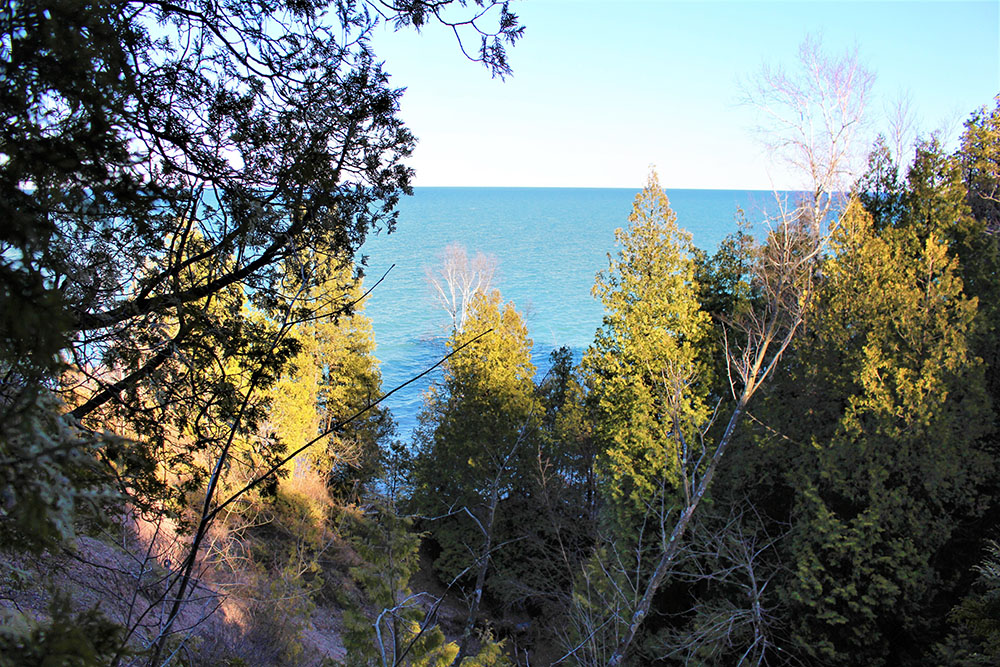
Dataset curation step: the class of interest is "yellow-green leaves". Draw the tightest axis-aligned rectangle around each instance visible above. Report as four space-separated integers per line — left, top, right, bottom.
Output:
584 170 712 523
411 288 540 587
265 256 385 488
779 198 992 663
447 289 536 401
821 201 979 433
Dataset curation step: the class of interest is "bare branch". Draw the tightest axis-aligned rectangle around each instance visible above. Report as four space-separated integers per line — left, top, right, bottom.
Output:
426 243 497 333
744 35 875 233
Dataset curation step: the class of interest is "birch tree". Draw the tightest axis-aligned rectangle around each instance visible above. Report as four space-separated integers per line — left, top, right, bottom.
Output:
427 243 498 333
745 35 875 233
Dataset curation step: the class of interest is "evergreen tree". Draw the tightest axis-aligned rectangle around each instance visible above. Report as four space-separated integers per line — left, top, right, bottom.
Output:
567 172 719 664
932 96 1000 666
534 346 598 566
768 201 992 664
960 95 1000 230
856 134 906 231
954 113 1000 417
1 0 522 568
267 255 389 497
341 502 460 667
410 289 540 618
902 136 979 249
905 135 1000 464
583 170 713 526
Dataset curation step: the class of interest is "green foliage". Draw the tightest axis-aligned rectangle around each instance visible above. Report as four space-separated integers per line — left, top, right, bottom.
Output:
339 502 458 667
856 134 906 231
937 541 1000 665
525 348 599 599
772 201 991 664
1 0 519 554
583 170 713 526
266 255 390 497
0 1 525 663
693 213 758 403
0 0 146 410
933 96 1000 667
0 392 117 551
460 629 511 666
411 289 540 588
903 136 979 247
694 213 756 326
954 111 1000 417
0 590 126 667
960 95 1000 229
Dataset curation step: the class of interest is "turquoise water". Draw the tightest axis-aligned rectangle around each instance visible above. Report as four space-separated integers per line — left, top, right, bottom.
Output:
359 187 777 441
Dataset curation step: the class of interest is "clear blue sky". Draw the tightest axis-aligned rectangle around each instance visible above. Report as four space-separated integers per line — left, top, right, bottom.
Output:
371 1 999 190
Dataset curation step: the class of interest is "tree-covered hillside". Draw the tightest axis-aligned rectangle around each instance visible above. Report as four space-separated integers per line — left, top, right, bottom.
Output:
3 1 1000 665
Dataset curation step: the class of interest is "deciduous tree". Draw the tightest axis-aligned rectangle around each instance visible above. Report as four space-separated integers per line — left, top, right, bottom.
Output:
744 35 875 233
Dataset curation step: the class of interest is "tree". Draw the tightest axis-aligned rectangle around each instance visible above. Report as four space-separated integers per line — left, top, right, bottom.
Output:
937 540 1000 664
1 0 523 546
266 254 391 496
1 2 525 662
529 347 599 599
856 134 906 231
955 100 1000 490
567 170 817 664
341 500 461 667
568 39 877 664
960 95 1000 231
744 35 875 233
904 134 1000 408
583 170 713 527
744 201 992 664
410 288 539 663
427 243 498 333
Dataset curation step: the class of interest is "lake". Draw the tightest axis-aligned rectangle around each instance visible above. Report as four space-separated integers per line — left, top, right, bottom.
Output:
359 187 781 441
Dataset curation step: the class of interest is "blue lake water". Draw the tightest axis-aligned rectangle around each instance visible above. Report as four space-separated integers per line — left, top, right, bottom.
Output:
359 187 780 441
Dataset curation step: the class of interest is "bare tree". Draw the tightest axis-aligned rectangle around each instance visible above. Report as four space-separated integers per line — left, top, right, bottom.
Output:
427 244 498 332
745 35 876 233
886 91 917 173
653 507 785 666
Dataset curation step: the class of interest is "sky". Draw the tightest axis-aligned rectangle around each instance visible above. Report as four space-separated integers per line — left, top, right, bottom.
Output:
370 0 1000 190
